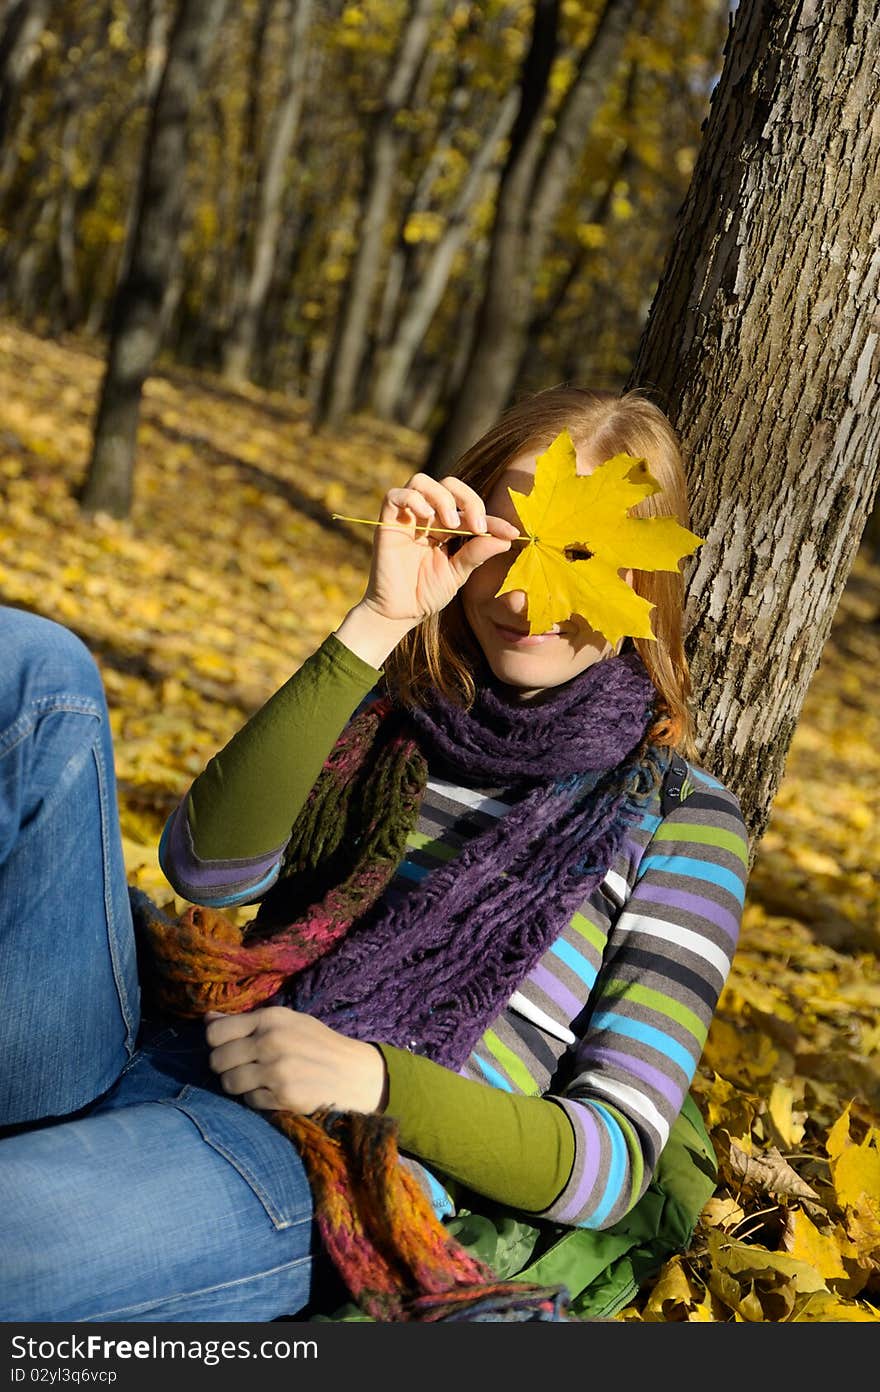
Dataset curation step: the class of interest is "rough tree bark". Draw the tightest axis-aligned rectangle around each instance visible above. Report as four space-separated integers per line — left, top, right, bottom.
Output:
314 0 438 430
627 0 880 852
79 0 227 518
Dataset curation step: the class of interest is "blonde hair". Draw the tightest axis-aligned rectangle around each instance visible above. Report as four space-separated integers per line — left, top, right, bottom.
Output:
385 385 697 757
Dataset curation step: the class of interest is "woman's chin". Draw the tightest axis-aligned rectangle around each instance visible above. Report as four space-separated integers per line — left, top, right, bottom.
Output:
482 645 608 701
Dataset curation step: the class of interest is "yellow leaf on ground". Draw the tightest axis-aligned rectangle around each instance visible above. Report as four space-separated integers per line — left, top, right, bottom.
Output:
701 1196 746 1231
767 1079 806 1148
827 1106 880 1212
640 1256 713 1321
793 1291 880 1322
784 1210 848 1282
707 1230 827 1322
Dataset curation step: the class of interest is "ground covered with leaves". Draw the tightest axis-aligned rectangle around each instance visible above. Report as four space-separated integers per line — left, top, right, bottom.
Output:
1 319 878 1322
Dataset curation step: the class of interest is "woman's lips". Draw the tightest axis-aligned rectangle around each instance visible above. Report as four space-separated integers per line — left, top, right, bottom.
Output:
492 622 564 646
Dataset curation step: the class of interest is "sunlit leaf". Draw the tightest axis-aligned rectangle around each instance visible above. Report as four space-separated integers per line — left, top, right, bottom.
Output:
497 428 703 643
783 1210 848 1282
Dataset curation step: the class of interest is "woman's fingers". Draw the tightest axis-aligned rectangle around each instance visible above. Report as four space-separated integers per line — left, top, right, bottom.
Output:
382 486 436 535
449 532 513 583
383 474 520 542
434 476 493 537
207 1033 257 1075
390 472 490 534
215 1059 264 1096
364 473 524 624
204 1011 257 1047
399 472 462 530
243 1088 279 1112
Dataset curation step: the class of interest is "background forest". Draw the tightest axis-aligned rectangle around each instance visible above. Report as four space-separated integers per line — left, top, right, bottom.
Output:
0 0 878 1323
0 0 720 426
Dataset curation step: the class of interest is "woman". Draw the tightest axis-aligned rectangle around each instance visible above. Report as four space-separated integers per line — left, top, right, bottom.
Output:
0 385 748 1323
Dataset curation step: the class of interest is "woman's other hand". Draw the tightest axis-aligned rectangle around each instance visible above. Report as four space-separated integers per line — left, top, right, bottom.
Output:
204 1006 388 1115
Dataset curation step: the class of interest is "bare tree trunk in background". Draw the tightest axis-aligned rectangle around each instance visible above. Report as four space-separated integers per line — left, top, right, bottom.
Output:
425 0 639 476
862 501 880 562
515 150 630 387
57 101 81 327
421 0 558 472
0 0 51 147
221 0 273 356
110 0 175 310
370 71 467 371
222 0 313 384
371 89 518 421
404 234 489 434
79 0 227 518
368 18 481 390
314 0 438 430
522 0 640 281
628 0 880 851
514 53 639 392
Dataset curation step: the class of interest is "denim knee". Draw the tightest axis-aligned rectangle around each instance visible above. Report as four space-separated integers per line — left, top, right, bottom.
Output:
0 607 106 714
0 610 112 866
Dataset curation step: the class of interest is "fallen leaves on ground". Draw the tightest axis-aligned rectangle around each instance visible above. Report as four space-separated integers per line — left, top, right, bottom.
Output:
1 319 878 1321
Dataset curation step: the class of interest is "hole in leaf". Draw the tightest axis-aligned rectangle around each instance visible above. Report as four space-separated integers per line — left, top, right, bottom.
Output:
564 544 594 562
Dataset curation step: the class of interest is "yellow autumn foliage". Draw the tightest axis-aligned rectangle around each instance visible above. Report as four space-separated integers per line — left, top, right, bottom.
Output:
499 428 703 642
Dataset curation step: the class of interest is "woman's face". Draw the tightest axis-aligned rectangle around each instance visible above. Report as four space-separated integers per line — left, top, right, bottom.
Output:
460 442 632 703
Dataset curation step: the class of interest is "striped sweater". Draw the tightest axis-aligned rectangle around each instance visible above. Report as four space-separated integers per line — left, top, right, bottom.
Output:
369 762 745 1227
160 638 748 1230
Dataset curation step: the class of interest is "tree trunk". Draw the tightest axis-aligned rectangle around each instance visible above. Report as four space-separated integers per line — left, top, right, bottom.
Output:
57 103 81 328
404 233 489 434
314 0 438 430
220 0 273 357
522 0 640 276
371 88 517 421
862 498 880 563
0 0 51 147
424 0 639 476
79 0 227 518
628 0 880 852
222 0 313 384
516 142 632 390
368 19 480 383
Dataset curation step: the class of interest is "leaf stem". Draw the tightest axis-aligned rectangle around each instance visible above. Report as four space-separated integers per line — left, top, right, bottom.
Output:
331 512 531 541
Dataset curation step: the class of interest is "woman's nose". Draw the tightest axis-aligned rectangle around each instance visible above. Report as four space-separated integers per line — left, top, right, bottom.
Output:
498 588 528 616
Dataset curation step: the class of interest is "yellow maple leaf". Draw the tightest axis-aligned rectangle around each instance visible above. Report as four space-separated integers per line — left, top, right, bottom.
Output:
785 1210 849 1282
640 1255 716 1321
496 428 704 644
826 1104 880 1214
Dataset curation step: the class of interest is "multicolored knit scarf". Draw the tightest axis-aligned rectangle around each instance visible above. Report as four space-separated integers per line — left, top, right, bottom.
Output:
134 649 663 1322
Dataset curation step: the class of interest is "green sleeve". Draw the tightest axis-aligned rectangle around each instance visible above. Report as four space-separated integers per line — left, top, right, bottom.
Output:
188 633 381 861
376 1044 576 1214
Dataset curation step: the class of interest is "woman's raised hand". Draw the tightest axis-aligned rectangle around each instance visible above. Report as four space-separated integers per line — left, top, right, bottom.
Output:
361 473 519 625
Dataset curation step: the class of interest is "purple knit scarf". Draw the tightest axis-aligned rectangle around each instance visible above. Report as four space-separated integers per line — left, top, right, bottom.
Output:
287 649 663 1070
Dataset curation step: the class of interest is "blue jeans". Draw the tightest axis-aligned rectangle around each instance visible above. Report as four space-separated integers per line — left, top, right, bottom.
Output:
0 607 323 1322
